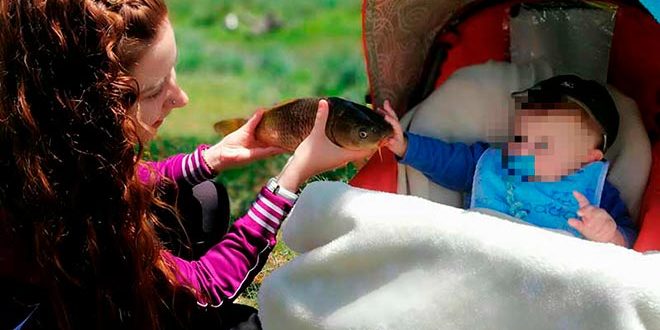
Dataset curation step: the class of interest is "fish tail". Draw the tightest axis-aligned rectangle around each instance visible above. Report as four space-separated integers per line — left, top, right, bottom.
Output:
214 118 248 136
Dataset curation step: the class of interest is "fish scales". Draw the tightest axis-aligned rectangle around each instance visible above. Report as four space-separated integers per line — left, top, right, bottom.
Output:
256 98 320 151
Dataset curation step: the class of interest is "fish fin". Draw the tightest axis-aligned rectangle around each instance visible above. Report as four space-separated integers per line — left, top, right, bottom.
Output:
214 118 247 136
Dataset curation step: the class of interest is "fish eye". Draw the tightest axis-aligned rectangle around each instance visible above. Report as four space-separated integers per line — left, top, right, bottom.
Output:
358 129 369 139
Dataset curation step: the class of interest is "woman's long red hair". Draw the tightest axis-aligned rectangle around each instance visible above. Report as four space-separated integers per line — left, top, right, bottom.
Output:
0 0 188 328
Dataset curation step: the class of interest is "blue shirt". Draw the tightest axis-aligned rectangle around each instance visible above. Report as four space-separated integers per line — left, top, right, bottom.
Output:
399 133 638 247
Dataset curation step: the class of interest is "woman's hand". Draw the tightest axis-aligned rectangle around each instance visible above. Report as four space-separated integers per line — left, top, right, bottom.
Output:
277 100 374 192
203 110 287 173
376 100 407 158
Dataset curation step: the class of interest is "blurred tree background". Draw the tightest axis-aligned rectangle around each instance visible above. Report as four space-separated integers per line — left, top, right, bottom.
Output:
150 0 367 306
160 0 366 140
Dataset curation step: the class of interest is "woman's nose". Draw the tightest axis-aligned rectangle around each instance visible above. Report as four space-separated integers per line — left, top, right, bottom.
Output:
168 69 188 109
169 86 189 109
176 88 189 107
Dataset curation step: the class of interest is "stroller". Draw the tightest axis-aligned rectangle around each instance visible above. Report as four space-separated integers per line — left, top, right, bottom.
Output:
257 1 660 328
350 0 660 253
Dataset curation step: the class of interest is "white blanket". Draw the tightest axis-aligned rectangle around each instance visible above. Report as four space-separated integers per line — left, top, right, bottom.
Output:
259 182 660 330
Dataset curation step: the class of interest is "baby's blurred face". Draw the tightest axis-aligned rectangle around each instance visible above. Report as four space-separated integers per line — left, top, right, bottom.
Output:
506 109 602 181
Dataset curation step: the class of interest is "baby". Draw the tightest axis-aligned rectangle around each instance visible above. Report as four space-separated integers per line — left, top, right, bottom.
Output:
380 75 637 247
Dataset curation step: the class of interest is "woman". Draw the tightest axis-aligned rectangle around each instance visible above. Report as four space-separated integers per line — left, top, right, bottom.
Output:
0 0 371 328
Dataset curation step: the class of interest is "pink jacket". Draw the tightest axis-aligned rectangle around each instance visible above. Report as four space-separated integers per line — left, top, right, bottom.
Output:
140 145 294 306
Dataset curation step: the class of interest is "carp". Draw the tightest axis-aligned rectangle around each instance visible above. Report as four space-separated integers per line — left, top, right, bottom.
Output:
214 97 393 152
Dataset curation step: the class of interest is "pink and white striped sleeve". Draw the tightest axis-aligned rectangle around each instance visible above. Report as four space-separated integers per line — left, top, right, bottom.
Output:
166 186 295 307
138 145 216 187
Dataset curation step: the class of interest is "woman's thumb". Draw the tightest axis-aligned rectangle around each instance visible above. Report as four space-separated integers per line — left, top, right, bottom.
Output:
312 99 329 134
245 109 265 131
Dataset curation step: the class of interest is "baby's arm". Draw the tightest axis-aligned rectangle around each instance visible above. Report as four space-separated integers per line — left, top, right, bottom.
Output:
378 101 488 192
567 189 636 247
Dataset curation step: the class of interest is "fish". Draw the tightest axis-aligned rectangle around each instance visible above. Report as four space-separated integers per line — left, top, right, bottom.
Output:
213 97 394 152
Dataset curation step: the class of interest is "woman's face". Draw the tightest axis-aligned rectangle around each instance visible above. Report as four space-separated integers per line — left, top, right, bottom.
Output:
131 19 188 142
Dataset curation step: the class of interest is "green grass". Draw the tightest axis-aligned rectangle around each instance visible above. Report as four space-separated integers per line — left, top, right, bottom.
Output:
153 0 366 307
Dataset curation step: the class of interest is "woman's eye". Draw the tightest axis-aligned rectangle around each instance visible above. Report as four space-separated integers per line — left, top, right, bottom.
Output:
146 87 165 100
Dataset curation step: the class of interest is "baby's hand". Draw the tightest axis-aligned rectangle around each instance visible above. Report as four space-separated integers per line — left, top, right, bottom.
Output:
567 191 626 246
377 100 407 158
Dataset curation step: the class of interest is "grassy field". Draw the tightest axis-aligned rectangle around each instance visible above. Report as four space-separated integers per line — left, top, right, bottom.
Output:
152 0 367 306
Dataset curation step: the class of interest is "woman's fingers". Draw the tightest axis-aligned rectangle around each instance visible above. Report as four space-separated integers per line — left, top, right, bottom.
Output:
251 146 288 159
244 109 265 132
311 100 330 135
